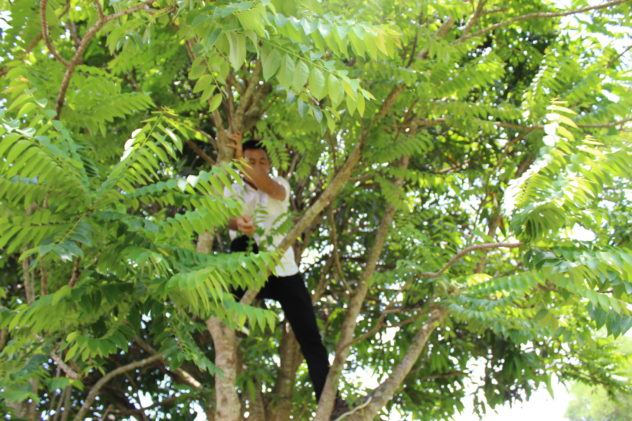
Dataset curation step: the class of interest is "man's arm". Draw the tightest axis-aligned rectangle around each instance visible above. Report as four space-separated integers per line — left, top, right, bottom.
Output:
227 132 286 201
243 169 286 201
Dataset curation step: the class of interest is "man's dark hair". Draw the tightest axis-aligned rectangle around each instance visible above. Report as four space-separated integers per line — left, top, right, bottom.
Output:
242 140 267 153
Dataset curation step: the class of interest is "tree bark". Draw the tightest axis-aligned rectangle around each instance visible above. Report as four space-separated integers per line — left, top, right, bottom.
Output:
268 325 302 420
206 318 242 421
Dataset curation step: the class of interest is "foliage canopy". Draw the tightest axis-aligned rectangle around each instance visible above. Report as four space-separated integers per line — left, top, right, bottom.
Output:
1 0 631 420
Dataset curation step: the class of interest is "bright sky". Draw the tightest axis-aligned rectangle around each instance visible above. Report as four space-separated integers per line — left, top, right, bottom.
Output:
454 379 572 421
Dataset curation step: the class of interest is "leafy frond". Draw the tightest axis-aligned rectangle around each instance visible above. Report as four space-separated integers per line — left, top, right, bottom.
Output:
502 103 631 242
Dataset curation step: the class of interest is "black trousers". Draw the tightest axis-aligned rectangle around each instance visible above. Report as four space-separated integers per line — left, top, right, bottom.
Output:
231 236 330 400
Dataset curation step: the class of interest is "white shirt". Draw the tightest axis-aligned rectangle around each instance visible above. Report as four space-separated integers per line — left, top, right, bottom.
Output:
224 177 299 277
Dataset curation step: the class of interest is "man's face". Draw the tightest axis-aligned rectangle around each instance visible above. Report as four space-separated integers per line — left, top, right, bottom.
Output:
243 148 271 175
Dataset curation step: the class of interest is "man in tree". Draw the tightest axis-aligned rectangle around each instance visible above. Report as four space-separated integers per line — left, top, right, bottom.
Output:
225 133 349 418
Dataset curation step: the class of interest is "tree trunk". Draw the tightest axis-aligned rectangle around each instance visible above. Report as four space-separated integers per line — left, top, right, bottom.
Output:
206 318 242 421
268 325 302 420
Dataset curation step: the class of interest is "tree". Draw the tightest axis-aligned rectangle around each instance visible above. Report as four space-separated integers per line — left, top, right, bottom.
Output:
1 0 631 420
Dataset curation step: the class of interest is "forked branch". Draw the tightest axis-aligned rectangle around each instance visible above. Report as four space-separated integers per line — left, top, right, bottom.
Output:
72 353 162 421
55 1 155 117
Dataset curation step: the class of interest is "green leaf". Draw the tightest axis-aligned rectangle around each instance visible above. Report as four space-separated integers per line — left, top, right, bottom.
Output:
309 67 327 100
261 46 282 81
356 93 365 116
276 55 295 90
292 61 310 91
194 74 212 93
328 74 343 107
227 32 246 70
209 93 223 111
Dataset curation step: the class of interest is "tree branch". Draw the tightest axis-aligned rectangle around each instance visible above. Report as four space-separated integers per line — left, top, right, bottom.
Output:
578 116 632 128
93 0 104 20
234 59 262 128
205 318 241 421
347 307 448 421
607 44 632 68
416 17 457 60
55 0 155 116
72 353 162 421
40 0 69 66
414 242 523 281
186 140 215 165
314 156 410 421
458 0 632 43
68 257 80 287
133 337 203 389
346 311 424 348
51 351 81 380
459 0 488 40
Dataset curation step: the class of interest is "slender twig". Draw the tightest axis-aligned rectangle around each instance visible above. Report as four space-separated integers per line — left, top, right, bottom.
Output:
607 44 632 68
52 386 70 421
419 370 467 381
68 258 80 287
93 0 104 19
578 117 632 128
40 0 69 66
328 205 351 293
55 1 155 116
72 353 162 421
416 17 456 60
458 0 632 43
134 337 202 389
110 391 203 415
413 242 523 281
51 351 81 380
22 255 35 304
346 311 424 348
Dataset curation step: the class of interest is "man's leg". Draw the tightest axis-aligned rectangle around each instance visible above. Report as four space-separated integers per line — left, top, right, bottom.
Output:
268 273 330 400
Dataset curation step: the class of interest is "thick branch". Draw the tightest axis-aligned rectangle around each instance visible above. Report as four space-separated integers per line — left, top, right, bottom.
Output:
72 353 162 421
314 156 410 421
186 140 215 165
347 307 448 421
458 0 632 43
234 60 262 128
459 0 488 40
269 327 302 420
